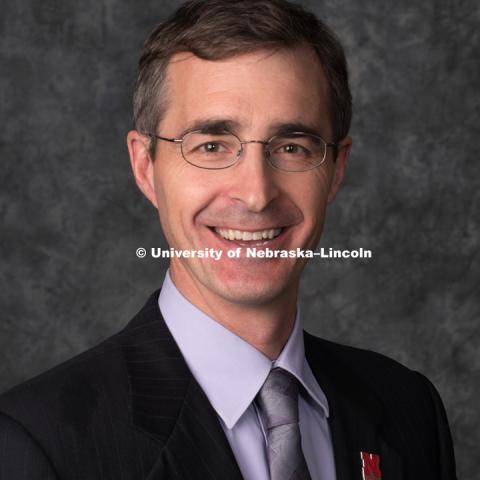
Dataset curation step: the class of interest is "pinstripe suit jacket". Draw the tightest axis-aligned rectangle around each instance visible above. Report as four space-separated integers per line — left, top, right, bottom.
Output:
0 290 456 479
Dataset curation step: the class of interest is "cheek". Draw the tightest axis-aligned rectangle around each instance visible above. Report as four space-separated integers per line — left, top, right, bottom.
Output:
294 169 332 221
152 163 188 243
153 158 192 207
153 163 218 230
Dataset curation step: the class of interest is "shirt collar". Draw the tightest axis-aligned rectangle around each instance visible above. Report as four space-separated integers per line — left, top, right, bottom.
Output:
159 270 329 429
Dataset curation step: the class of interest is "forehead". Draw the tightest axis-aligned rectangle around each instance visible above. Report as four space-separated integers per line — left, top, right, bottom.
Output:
162 46 331 136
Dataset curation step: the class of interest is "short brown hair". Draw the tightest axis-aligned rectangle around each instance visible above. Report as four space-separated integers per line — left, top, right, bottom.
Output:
133 0 352 155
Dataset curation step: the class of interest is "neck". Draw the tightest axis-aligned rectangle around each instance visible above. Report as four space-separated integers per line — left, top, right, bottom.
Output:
169 265 298 360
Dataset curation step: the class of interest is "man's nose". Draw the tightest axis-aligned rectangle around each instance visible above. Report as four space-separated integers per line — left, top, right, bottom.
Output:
228 142 280 212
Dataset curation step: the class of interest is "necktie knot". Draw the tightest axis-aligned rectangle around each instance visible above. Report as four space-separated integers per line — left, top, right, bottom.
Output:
256 367 311 480
257 368 300 429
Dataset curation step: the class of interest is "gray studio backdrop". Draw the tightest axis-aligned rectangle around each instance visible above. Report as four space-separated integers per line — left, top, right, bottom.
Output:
1 0 479 478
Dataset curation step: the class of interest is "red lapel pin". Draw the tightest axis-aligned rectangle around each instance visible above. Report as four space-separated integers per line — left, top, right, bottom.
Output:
360 451 382 480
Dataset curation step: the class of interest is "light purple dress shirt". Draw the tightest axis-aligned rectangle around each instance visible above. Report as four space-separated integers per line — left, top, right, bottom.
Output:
159 271 337 480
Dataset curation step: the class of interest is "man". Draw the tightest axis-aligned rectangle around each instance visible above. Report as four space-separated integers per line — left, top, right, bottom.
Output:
0 0 456 479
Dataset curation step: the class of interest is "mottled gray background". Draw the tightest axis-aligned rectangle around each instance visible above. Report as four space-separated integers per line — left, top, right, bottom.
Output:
1 0 479 477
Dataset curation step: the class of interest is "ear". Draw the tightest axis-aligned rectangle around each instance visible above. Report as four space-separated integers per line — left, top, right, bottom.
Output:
327 135 352 204
127 130 158 209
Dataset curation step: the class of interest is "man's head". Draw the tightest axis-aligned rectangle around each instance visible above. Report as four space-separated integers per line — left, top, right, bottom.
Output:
128 0 352 311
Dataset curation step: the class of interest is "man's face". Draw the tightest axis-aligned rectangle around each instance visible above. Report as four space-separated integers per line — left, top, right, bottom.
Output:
132 46 349 307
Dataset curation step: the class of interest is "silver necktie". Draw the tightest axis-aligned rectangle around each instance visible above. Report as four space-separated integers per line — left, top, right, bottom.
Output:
256 367 312 480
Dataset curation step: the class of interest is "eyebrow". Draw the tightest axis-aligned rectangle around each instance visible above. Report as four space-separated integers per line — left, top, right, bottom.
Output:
178 118 324 139
179 119 240 137
269 121 324 138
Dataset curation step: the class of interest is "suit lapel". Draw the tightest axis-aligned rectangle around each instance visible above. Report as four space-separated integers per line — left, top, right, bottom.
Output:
157 379 244 480
304 332 404 480
121 291 243 480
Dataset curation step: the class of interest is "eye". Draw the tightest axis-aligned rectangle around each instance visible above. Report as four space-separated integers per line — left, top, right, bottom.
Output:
199 142 227 153
276 143 310 155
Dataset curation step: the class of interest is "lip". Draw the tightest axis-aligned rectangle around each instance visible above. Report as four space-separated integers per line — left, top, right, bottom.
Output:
209 225 287 232
206 225 293 250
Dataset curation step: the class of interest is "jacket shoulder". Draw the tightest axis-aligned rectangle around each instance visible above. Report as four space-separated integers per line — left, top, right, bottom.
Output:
305 331 424 387
0 291 163 479
0 289 161 416
304 331 445 436
0 327 132 446
305 332 457 478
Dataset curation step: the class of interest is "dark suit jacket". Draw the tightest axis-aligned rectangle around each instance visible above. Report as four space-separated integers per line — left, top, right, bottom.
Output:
0 290 456 479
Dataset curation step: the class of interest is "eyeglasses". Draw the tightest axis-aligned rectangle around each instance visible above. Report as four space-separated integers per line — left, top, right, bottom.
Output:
146 130 337 172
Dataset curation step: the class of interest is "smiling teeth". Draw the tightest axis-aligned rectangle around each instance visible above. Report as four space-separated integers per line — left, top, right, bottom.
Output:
214 228 282 241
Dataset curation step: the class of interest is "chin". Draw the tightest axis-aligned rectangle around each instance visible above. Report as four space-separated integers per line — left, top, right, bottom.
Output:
210 280 289 307
202 262 299 307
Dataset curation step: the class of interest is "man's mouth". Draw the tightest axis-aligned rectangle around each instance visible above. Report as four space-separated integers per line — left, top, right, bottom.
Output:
213 227 283 242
